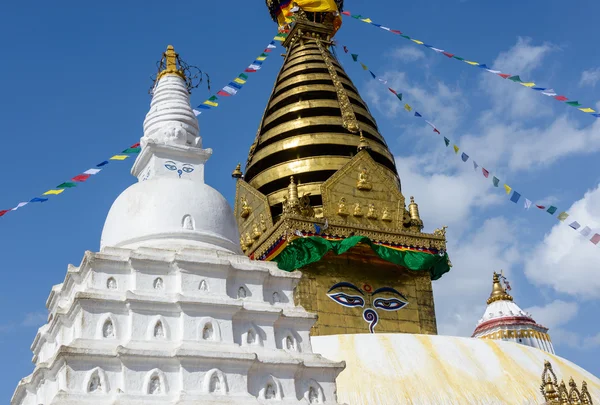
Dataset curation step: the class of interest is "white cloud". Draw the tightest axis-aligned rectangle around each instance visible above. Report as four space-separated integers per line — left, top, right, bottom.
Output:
580 67 600 87
390 46 426 63
524 183 600 298
524 300 579 330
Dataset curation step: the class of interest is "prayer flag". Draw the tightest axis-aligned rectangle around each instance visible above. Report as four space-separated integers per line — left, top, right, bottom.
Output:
510 191 521 203
461 152 469 162
43 189 65 196
84 168 101 175
235 77 247 85
492 177 499 187
454 56 464 61
267 43 277 49
378 78 388 84
72 174 91 182
361 18 373 23
57 182 76 189
0 210 9 217
391 30 403 35
504 184 512 194
96 161 109 167
520 82 536 87
203 100 218 107
442 52 454 58
591 234 600 245
566 101 582 107
444 137 450 147
404 104 412 112
453 145 459 154
351 54 358 61
593 114 600 118
482 168 489 178
579 107 596 113
256 56 267 61
508 75 523 83
497 73 511 79
434 128 440 134
542 89 558 96
341 11 350 16
369 71 376 79
554 95 568 101
122 147 141 154
12 202 28 211
558 212 569 221
465 61 479 66
351 14 362 19
229 82 243 89
244 68 257 73
192 109 202 116
223 85 238 95
524 199 532 210
360 63 368 70
411 39 424 45
343 46 348 53
478 64 490 69
547 206 558 215
581 226 592 237
248 64 261 70
486 69 501 74
569 221 580 230
415 112 422 117
130 142 140 148
380 27 391 31
110 155 129 161
196 105 211 110
473 161 479 171
217 90 230 97
536 205 546 210
30 197 48 203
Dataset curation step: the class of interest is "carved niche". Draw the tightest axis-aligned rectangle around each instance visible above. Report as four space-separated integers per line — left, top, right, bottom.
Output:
321 151 405 229
234 180 274 252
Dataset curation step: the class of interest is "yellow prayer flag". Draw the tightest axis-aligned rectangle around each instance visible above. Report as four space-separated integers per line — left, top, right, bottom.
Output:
234 78 246 84
504 184 512 195
110 155 129 161
404 104 412 112
520 82 536 88
453 145 459 154
204 100 218 107
411 39 424 45
465 61 479 66
43 189 65 196
274 36 285 41
361 18 372 23
256 56 267 61
558 212 569 221
579 107 596 113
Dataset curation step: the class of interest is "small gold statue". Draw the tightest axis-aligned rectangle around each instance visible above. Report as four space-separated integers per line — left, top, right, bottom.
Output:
382 207 392 221
337 197 349 216
252 223 262 240
353 202 363 217
240 196 251 219
434 225 448 237
356 167 373 191
260 213 268 232
240 236 247 252
245 233 253 246
367 203 377 219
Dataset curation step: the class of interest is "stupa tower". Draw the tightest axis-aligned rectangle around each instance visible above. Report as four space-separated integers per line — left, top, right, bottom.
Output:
233 1 451 336
11 45 344 405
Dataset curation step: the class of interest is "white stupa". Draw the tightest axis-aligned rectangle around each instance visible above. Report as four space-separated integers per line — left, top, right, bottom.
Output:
11 45 344 405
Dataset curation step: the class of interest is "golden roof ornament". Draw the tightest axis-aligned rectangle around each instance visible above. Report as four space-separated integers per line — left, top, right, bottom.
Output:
408 196 424 231
232 163 243 179
357 132 371 152
487 271 513 304
157 45 186 81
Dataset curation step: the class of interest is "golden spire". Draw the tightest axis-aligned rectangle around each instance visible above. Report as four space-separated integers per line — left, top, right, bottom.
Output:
487 271 513 305
357 132 371 152
157 45 186 81
232 163 243 179
408 196 424 231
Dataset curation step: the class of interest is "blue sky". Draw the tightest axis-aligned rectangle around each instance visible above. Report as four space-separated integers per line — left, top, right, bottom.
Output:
1 0 599 400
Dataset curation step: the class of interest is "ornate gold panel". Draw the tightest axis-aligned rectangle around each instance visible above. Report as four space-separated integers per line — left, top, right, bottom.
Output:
322 150 405 229
267 183 322 208
233 180 274 252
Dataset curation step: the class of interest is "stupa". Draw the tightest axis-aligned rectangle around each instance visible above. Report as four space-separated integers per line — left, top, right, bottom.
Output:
472 272 554 354
10 45 344 405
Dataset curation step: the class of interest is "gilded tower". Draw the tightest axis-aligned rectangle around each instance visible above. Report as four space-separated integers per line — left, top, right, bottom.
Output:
233 1 451 335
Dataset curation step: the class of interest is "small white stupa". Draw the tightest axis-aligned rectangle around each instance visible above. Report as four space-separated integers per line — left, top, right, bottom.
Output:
11 45 344 405
472 271 554 354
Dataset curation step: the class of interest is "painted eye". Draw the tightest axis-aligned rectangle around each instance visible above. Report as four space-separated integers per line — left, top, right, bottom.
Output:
165 164 177 171
182 166 194 173
327 293 365 308
373 297 408 311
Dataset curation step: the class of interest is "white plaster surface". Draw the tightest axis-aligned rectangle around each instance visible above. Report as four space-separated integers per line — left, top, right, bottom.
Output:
312 333 600 405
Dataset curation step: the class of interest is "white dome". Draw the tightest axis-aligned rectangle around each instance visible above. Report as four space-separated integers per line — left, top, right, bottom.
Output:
100 177 241 253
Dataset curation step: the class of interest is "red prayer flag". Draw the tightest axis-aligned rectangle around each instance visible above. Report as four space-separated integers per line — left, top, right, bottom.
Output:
591 234 600 245
264 48 272 53
72 174 92 182
0 210 9 217
555 95 568 101
390 29 402 34
342 11 350 16
497 73 511 79
482 168 490 178
130 142 140 148
388 88 397 95
536 205 546 210
217 90 231 97
433 128 441 134
244 68 257 73
443 52 454 58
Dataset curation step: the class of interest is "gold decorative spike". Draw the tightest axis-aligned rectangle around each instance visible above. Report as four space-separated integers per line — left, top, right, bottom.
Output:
433 225 448 238
283 176 314 217
260 214 268 232
381 206 392 222
356 167 373 191
353 202 363 217
367 204 377 219
357 132 371 152
541 361 560 404
252 223 262 240
232 163 243 179
569 378 583 404
240 196 252 219
581 382 593 405
337 197 349 216
157 45 186 81
487 271 513 304
408 196 424 231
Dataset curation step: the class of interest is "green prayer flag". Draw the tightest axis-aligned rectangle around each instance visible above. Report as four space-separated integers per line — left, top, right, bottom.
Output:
566 101 582 107
453 56 464 61
209 95 218 101
122 147 141 154
547 206 558 215
260 53 268 57
351 14 362 19
508 75 523 83
239 73 248 80
351 54 358 62
400 35 411 40
444 137 450 146
396 93 403 101
273 236 451 281
57 182 77 189
493 177 500 187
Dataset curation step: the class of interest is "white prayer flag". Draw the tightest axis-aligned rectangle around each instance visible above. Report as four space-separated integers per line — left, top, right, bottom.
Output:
192 109 202 116
267 44 277 49
486 69 502 74
431 48 444 53
223 86 238 95
248 64 262 71
542 89 557 97
12 202 28 211
524 199 532 210
84 168 101 175
581 226 592 237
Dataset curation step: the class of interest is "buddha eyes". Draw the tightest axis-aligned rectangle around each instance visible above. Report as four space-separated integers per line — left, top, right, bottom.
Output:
182 166 194 173
373 297 408 311
327 293 365 308
165 164 177 171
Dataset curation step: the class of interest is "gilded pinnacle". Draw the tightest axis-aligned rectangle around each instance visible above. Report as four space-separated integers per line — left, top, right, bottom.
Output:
157 45 186 81
487 271 513 305
232 163 243 179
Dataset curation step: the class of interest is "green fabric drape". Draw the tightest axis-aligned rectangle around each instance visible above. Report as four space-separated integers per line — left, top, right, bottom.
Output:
273 235 451 280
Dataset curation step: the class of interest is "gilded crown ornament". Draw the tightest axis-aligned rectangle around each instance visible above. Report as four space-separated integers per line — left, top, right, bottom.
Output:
232 163 243 179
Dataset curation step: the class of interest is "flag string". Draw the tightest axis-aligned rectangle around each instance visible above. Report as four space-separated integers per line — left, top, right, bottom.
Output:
340 11 599 119
1 39 280 222
340 44 600 248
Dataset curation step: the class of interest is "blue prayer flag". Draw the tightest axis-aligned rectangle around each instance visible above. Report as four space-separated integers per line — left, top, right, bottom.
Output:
30 197 49 203
415 112 422 117
96 161 109 167
532 87 546 91
229 82 243 90
478 64 490 69
461 152 469 162
369 71 376 79
510 191 522 204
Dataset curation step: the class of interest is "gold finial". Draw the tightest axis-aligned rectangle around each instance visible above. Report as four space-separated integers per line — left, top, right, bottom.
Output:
487 271 513 305
408 196 424 231
157 45 186 81
357 132 371 152
232 163 243 179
